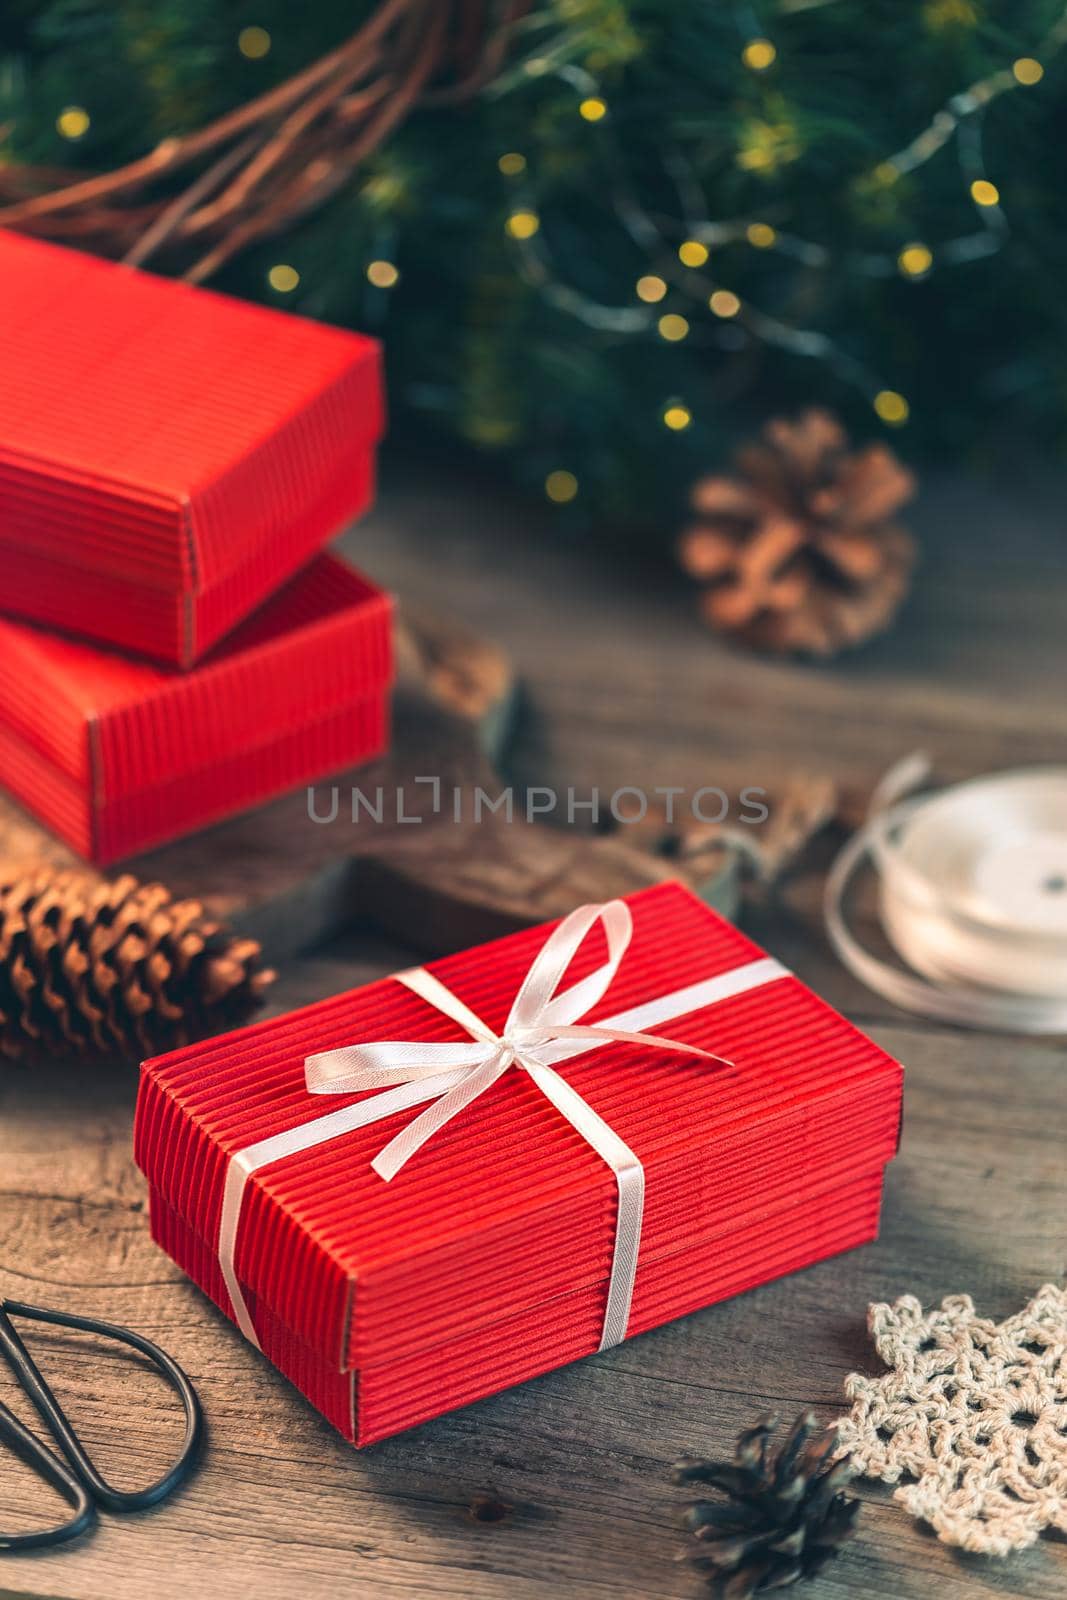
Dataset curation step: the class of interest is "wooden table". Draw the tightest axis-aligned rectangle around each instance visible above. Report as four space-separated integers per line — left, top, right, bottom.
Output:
1 453 1065 1600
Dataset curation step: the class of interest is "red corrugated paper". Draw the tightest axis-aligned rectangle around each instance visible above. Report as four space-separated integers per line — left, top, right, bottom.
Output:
136 883 904 1445
0 230 384 665
0 552 393 863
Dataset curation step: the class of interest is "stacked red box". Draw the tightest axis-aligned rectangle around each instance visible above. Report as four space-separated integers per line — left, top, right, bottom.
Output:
0 553 392 863
0 231 383 667
0 231 390 860
136 883 904 1446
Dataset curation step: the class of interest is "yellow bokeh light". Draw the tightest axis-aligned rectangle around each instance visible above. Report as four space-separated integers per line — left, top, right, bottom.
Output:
970 179 1000 207
742 38 777 71
658 313 690 342
898 242 933 278
1012 57 1044 85
506 210 540 240
498 151 526 176
663 404 692 431
238 26 271 59
874 390 909 425
545 470 578 503
466 415 519 446
56 106 90 140
709 289 741 319
678 239 709 268
267 264 299 293
736 118 801 175
367 260 399 288
636 275 667 303
579 97 607 122
923 0 978 27
873 162 899 187
746 222 777 248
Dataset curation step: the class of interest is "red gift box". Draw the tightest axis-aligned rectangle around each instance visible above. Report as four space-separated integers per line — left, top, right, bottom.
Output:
0 552 392 864
135 883 904 1446
0 230 383 666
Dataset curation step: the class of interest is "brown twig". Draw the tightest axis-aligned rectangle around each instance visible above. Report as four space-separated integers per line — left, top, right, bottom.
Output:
122 133 262 269
0 0 529 279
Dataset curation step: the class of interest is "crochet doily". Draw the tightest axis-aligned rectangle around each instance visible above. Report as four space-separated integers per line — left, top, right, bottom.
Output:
837 1284 1067 1556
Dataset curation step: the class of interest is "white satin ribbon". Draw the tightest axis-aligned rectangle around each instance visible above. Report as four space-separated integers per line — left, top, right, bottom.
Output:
825 754 1067 1034
218 899 789 1354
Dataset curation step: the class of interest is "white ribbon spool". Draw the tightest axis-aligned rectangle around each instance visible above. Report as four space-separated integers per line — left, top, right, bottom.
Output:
825 755 1067 1034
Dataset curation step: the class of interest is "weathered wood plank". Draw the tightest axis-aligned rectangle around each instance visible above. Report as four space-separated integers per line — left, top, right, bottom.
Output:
0 455 1064 1600
0 973 1063 1600
342 459 1067 829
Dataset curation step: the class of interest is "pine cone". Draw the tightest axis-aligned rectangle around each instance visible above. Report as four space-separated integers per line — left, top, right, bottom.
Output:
678 410 916 656
0 867 276 1062
674 1411 860 1597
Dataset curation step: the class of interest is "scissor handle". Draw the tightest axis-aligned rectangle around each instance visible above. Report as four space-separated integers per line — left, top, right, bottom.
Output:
0 1300 202 1516
0 1400 96 1550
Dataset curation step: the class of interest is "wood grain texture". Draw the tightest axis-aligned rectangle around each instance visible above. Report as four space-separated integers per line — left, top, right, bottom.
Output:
0 968 1063 1600
341 458 1067 831
0 453 1064 1600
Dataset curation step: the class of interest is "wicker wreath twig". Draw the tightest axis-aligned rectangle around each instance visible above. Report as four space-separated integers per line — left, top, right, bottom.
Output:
0 0 528 281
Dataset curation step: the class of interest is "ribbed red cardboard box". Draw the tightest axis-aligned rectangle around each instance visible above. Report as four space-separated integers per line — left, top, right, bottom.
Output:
0 552 392 864
0 230 383 665
135 884 904 1445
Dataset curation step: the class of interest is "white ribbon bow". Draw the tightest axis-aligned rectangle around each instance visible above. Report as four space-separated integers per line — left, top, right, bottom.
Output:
217 900 789 1354
304 900 725 1348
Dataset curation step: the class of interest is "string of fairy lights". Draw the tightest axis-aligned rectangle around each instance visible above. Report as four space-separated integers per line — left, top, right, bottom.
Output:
49 8 1067 507
487 3 1067 500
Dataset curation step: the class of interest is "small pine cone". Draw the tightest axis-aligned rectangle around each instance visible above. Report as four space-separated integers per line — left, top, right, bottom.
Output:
0 866 276 1063
674 1411 860 1597
678 409 916 656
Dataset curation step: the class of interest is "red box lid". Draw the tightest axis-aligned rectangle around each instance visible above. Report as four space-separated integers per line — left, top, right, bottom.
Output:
0 552 393 862
136 883 903 1376
0 231 384 664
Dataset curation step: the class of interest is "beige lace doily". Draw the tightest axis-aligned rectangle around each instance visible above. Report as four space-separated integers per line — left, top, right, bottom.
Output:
837 1283 1067 1555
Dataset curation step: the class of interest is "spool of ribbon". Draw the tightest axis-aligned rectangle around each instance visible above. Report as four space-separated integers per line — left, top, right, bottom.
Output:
217 900 789 1353
825 754 1067 1034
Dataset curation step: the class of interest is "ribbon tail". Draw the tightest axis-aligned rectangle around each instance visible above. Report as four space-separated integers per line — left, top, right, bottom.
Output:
371 1053 511 1181
539 1022 733 1066
522 1060 644 1351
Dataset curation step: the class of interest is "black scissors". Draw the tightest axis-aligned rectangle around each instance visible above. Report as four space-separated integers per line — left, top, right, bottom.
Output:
0 1298 202 1550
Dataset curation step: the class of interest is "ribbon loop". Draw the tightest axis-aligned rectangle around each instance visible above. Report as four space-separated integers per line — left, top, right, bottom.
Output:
506 900 633 1033
305 1041 497 1095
